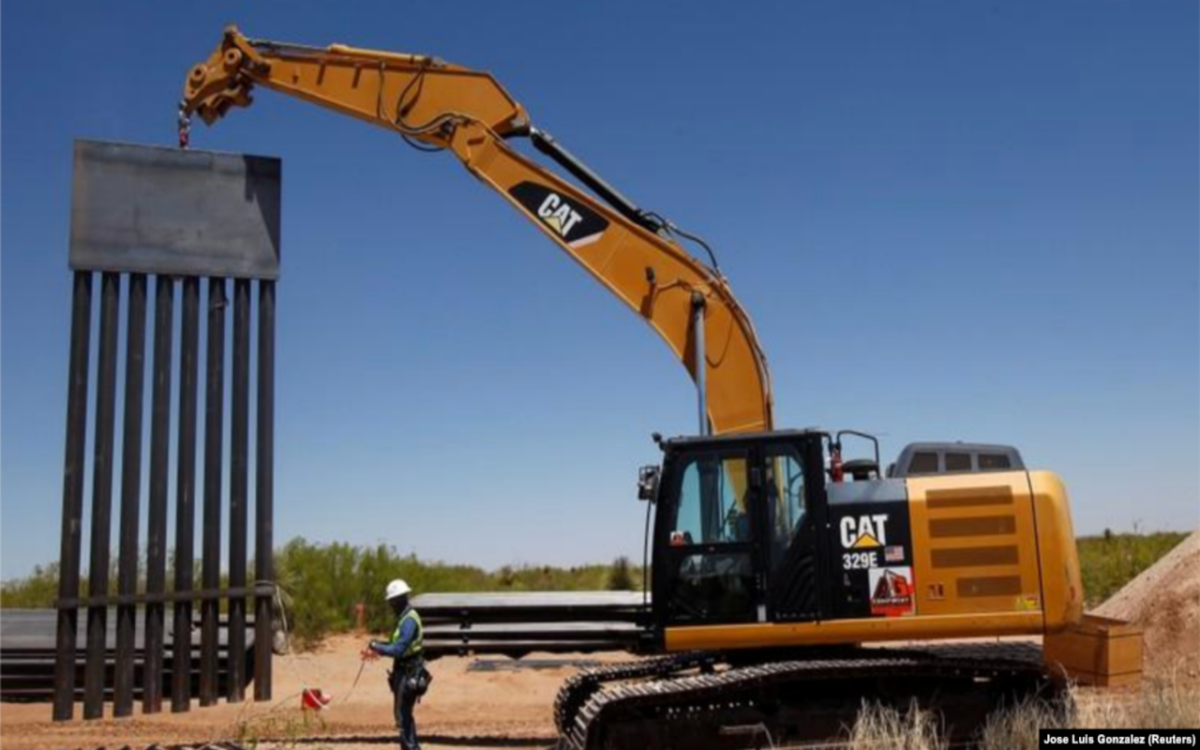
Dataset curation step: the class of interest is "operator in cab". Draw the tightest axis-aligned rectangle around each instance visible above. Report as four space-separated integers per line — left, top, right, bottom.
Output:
363 579 430 750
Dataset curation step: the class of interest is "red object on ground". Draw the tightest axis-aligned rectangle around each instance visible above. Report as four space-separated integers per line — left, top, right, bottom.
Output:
301 688 332 710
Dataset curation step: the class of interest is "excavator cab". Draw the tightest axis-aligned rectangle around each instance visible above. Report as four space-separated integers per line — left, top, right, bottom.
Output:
642 428 1081 655
648 430 827 634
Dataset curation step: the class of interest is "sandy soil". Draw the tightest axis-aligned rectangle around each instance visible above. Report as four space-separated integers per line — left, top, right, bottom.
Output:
1 635 631 749
1094 527 1200 684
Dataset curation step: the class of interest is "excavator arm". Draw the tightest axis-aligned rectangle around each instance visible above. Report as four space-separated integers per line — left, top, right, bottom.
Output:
183 26 774 435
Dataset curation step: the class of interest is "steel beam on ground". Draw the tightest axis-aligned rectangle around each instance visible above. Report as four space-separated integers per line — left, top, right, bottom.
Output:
412 592 650 625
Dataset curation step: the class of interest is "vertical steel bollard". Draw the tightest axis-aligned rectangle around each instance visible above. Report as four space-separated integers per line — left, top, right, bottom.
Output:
52 272 94 720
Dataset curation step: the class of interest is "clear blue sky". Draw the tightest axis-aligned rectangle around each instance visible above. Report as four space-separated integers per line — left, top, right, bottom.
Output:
2 2 1197 579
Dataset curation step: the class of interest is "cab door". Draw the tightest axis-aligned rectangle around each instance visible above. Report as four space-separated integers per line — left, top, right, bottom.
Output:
655 446 763 626
762 437 828 622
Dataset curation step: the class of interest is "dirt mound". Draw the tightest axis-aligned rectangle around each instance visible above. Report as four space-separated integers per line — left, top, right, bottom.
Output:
1094 528 1200 683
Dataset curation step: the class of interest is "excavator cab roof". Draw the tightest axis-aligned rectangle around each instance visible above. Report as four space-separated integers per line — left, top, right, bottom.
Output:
887 441 1025 477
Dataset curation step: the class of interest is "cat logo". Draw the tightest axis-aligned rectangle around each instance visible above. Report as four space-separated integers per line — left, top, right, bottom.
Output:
840 514 889 549
537 193 585 238
509 181 609 249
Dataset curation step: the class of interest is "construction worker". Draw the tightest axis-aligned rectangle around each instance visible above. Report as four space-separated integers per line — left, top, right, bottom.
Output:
364 579 426 750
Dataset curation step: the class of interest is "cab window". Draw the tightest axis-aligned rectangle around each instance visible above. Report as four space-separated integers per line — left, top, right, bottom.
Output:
765 449 805 568
945 452 972 472
671 454 751 545
663 450 756 624
979 452 1012 470
908 451 940 475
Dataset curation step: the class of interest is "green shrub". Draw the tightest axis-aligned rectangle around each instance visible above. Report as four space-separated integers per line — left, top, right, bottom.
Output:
1076 530 1188 606
0 563 61 608
269 538 643 647
607 556 635 590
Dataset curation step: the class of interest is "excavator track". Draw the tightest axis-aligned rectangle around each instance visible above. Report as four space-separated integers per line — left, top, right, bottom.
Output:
553 652 714 736
555 643 1057 750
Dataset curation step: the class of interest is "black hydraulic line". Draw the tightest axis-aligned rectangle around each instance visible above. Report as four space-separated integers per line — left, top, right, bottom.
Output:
529 128 664 236
53 271 93 722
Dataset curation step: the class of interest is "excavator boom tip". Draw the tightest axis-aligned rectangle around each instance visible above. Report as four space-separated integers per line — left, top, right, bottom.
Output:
182 26 263 124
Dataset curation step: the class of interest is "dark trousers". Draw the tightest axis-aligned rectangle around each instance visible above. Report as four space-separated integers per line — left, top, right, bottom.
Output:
390 662 421 750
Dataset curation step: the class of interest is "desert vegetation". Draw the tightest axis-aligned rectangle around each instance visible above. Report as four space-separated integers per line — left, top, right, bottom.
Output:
1076 530 1188 607
0 538 645 647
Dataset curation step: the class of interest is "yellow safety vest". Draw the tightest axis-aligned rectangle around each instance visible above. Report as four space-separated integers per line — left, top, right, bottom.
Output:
391 608 423 660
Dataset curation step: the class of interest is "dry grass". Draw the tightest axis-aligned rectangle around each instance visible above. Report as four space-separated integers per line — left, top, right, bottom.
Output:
232 704 328 749
1073 674 1200 731
846 701 944 750
831 675 1200 750
976 694 1075 750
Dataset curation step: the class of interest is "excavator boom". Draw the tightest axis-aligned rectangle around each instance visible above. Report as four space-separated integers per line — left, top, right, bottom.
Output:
183 26 774 435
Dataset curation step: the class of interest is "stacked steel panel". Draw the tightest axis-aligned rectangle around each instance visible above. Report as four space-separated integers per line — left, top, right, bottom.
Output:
0 610 252 702
412 592 651 658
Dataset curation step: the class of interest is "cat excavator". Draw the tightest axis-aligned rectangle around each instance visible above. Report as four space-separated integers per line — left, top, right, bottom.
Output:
183 28 1084 748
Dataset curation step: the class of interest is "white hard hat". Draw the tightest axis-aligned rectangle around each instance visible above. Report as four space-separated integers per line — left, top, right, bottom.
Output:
385 579 412 601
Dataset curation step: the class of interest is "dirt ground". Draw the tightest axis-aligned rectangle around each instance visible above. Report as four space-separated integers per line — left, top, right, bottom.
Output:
1095 527 1200 684
1 636 628 749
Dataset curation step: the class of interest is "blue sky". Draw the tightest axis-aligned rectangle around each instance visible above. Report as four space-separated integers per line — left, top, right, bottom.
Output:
2 2 1197 578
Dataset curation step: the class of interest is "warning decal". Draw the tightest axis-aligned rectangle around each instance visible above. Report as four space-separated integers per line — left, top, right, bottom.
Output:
868 566 916 617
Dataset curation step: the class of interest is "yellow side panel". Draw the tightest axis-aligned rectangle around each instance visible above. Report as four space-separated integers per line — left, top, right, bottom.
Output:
664 472 1082 653
1028 471 1084 631
907 472 1044 621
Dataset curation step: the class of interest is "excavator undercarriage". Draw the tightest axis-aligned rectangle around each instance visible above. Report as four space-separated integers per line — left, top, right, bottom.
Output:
555 643 1058 749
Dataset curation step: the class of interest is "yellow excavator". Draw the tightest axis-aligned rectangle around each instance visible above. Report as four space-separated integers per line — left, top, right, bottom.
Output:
183 28 1084 748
